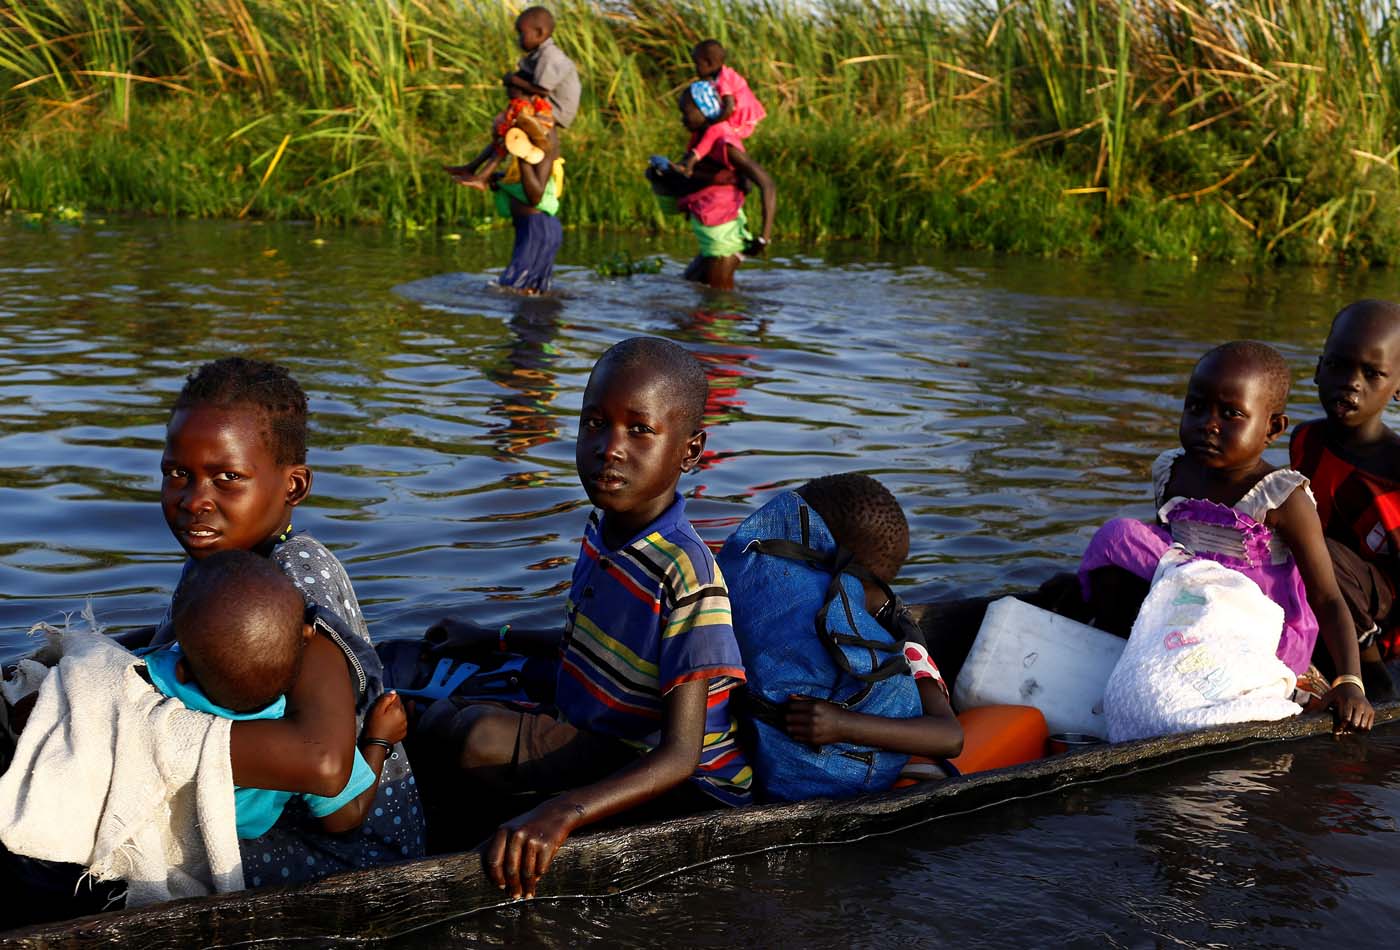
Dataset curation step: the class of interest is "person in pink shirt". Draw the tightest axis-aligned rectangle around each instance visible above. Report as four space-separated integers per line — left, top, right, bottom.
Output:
647 86 776 290
675 39 767 176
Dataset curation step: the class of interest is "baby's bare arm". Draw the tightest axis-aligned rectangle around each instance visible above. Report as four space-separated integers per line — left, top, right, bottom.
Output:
319 692 407 833
229 634 358 797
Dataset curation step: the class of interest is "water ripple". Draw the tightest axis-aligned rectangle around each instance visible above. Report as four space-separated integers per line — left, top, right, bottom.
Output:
3 220 1399 649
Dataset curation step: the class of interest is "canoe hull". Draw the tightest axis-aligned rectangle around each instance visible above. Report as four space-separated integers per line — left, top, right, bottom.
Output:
7 699 1396 947
4 580 1394 945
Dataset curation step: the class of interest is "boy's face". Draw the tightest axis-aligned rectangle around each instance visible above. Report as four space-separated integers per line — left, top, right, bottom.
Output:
161 405 310 560
693 49 722 79
1315 309 1400 429
516 16 548 52
1179 355 1284 472
575 361 705 539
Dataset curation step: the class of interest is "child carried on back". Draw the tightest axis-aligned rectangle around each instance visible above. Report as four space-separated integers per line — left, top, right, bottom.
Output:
674 40 766 176
1079 341 1374 737
444 6 576 293
718 473 962 801
647 85 775 290
444 6 579 191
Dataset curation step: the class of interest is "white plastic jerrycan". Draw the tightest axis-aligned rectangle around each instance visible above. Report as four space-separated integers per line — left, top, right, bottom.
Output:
952 596 1126 739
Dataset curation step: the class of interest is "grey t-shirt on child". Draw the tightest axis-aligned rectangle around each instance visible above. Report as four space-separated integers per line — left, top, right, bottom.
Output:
519 36 580 129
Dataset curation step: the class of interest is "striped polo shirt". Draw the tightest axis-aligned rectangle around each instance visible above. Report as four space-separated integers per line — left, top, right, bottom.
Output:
555 494 752 806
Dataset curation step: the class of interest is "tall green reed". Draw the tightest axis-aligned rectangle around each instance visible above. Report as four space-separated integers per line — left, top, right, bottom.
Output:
0 0 1396 262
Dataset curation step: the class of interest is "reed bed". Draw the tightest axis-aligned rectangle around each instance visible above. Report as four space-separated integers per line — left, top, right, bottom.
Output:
1 0 1397 263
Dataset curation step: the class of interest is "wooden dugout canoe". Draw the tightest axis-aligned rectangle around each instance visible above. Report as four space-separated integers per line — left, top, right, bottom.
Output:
3 589 1397 947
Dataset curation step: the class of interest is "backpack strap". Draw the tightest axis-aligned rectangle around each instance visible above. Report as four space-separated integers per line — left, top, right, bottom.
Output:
742 528 910 685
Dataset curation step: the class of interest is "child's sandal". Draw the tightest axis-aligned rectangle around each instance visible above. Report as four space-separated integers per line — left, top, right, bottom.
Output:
503 127 546 165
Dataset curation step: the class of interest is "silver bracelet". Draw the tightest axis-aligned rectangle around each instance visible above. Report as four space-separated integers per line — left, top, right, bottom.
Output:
361 737 394 753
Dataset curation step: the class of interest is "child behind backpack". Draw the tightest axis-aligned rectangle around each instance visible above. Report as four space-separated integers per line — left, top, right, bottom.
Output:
719 473 962 802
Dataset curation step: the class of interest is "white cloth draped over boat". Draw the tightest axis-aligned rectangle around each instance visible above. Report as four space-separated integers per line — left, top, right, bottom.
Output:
0 615 243 906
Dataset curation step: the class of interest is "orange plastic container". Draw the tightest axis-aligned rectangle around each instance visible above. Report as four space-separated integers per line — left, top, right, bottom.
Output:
949 704 1049 775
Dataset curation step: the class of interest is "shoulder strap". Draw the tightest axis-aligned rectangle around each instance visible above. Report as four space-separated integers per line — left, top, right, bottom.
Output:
309 605 369 704
744 527 909 685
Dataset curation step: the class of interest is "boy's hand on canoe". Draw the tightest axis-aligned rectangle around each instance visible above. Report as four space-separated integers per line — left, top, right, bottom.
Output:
783 695 849 746
486 797 584 899
1328 683 1374 734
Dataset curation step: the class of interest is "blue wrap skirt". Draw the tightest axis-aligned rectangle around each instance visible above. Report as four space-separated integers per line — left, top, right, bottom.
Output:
499 212 563 293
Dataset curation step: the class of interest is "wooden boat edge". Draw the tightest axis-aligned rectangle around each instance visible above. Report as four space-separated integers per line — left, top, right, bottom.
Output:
6 700 1397 947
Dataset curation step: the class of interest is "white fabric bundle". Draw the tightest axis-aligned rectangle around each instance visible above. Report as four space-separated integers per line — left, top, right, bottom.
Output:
1105 546 1301 742
0 616 243 906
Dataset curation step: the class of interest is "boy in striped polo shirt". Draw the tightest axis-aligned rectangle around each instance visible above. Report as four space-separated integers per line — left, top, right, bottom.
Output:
420 337 749 899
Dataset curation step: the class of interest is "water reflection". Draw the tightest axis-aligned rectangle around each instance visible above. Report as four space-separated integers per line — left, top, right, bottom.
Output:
5 220 1400 648
430 736 1400 947
483 299 566 466
7 220 1400 944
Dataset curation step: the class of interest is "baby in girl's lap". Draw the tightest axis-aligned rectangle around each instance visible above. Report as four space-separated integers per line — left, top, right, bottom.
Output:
150 549 405 839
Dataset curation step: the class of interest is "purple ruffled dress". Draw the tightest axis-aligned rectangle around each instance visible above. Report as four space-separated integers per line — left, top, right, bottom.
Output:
1078 448 1319 674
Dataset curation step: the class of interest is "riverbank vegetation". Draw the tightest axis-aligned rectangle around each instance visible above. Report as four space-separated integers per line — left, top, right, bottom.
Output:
1 0 1397 263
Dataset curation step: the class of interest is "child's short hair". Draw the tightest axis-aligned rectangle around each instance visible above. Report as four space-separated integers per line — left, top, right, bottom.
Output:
519 5 554 32
1196 341 1291 415
171 549 306 712
796 474 910 584
593 337 709 432
171 357 309 465
1331 299 1400 333
692 39 726 62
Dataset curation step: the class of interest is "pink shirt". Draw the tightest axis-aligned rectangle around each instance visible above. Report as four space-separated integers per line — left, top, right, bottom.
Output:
677 131 748 226
689 65 767 160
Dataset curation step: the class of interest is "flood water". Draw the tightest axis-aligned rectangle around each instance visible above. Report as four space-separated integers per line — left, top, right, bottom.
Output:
3 218 1399 945
441 733 1400 949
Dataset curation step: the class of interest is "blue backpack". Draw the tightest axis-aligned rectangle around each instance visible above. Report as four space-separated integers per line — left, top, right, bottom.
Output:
717 491 921 802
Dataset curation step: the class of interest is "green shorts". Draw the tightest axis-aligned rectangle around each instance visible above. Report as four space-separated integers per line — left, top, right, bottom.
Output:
691 209 751 259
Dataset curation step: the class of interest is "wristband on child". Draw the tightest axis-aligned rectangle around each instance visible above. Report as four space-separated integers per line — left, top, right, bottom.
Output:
1331 674 1366 696
361 737 394 753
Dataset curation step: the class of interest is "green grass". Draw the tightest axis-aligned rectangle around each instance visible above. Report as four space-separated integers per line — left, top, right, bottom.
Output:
1 0 1397 264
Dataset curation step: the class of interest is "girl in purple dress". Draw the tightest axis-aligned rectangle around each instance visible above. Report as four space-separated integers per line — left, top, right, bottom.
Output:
1078 341 1373 732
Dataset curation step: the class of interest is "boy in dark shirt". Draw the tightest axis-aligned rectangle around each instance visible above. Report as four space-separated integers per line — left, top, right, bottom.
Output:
1291 299 1400 699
